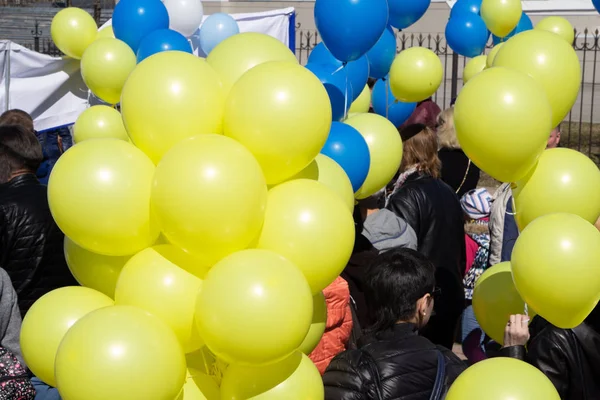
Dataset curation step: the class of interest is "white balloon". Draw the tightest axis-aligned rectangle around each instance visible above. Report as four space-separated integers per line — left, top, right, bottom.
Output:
164 0 204 38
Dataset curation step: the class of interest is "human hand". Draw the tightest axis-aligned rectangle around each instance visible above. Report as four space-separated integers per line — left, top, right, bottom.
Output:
503 314 530 347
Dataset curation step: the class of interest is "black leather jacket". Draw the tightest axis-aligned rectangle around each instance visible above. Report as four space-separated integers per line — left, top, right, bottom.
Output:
502 310 600 400
0 174 77 315
323 323 467 399
386 172 466 319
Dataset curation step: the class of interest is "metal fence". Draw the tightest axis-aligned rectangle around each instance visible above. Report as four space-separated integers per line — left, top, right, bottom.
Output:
296 25 600 162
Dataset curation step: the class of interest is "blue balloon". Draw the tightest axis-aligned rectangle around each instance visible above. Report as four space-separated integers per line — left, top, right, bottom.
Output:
321 122 370 192
372 78 417 128
366 27 397 79
594 0 600 13
492 13 533 44
314 0 388 62
199 13 240 55
306 63 353 122
308 43 369 102
113 0 169 53
136 29 193 63
446 13 489 58
450 0 482 18
388 0 431 30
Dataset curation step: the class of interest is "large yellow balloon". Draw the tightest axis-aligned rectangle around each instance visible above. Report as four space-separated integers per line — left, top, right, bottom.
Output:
177 369 220 400
446 358 560 400
51 7 97 59
73 105 129 143
152 135 267 265
472 262 534 345
389 47 443 103
115 246 203 353
207 32 298 94
48 139 159 256
224 61 332 184
121 52 224 164
81 38 136 105
20 287 113 387
512 213 600 329
454 67 552 182
152 244 212 280
349 84 371 114
195 250 313 365
286 154 355 213
64 237 130 298
486 43 503 68
463 55 487 83
514 148 600 230
535 16 575 45
345 113 403 199
480 0 522 38
493 29 581 128
96 25 114 40
298 292 327 355
55 306 186 400
257 180 355 294
220 352 323 399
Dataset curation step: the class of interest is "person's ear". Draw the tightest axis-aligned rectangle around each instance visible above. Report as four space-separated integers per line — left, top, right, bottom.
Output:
416 293 431 317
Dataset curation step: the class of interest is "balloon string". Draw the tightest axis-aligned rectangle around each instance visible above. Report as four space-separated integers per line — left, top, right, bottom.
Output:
384 77 390 119
343 63 349 119
524 303 529 317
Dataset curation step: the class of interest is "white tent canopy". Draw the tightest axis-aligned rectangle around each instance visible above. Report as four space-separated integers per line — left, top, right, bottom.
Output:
446 0 599 15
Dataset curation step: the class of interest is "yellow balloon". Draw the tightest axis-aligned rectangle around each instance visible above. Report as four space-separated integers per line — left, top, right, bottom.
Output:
298 292 327 355
73 105 129 143
121 52 224 164
152 135 267 265
96 25 114 40
257 180 355 294
446 358 560 400
20 287 113 387
514 148 600 230
81 38 136 105
486 43 503 68
454 67 552 182
195 249 313 365
115 246 203 353
472 262 534 345
349 84 371 114
480 0 522 38
389 47 443 102
535 16 575 45
494 29 581 128
287 154 355 213
345 113 404 199
64 237 130 298
221 352 323 399
224 61 331 184
207 32 298 95
177 369 220 400
463 55 487 83
55 305 186 400
512 213 600 329
48 139 159 256
153 244 212 280
51 7 97 59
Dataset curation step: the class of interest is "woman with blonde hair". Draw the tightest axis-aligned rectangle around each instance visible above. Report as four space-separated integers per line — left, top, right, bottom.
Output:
386 124 466 349
436 107 480 197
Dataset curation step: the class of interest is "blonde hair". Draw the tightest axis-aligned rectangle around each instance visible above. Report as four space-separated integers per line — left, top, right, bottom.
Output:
436 107 461 150
399 124 442 179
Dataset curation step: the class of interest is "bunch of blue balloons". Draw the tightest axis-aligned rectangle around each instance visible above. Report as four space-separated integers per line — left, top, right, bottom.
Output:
445 0 488 58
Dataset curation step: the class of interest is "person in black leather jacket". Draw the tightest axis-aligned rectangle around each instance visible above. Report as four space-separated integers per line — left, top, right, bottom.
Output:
386 124 466 349
0 124 77 316
502 308 600 400
323 248 467 399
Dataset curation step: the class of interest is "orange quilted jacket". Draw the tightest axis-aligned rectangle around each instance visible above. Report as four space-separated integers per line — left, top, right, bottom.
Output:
309 276 353 374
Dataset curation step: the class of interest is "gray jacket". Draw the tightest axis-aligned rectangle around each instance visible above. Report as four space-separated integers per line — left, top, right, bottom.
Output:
362 209 418 252
488 182 512 267
0 268 24 366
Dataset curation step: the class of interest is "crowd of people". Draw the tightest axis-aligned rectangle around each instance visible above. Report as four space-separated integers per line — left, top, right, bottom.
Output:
0 103 597 399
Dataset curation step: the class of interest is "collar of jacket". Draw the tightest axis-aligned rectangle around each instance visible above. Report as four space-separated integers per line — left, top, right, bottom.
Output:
1 174 40 189
404 171 432 185
359 322 420 347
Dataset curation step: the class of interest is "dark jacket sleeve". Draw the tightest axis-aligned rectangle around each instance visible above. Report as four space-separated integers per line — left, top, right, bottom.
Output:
526 331 571 398
323 351 368 400
499 345 527 360
387 188 422 240
439 346 468 386
500 199 519 262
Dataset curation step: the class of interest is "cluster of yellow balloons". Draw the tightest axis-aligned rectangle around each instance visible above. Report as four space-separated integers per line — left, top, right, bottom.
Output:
31 21 374 397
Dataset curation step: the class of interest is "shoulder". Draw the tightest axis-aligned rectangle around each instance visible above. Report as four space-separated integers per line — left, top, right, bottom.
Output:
323 349 370 393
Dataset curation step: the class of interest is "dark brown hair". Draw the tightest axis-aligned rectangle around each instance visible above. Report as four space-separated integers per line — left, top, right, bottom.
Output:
0 109 34 133
0 125 43 183
399 124 441 178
